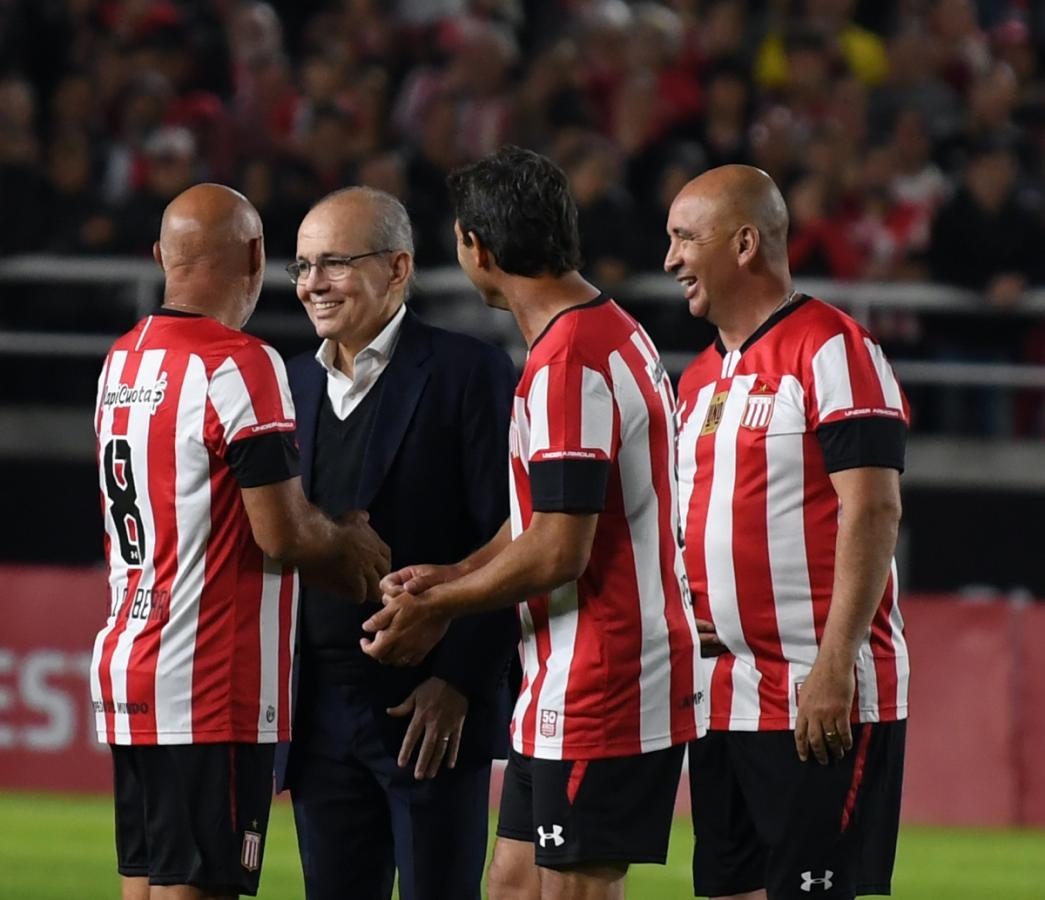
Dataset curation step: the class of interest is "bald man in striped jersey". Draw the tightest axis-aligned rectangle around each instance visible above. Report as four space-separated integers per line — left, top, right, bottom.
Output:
666 165 910 900
92 183 388 900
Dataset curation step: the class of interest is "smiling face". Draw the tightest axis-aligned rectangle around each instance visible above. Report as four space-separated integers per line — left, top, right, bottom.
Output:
294 196 404 350
663 188 740 323
664 166 792 339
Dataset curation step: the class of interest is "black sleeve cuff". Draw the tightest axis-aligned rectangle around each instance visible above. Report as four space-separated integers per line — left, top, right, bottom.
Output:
227 432 301 487
816 417 908 474
530 459 611 513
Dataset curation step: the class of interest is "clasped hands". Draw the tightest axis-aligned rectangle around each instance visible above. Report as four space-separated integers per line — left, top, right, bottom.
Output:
359 563 456 667
360 564 467 780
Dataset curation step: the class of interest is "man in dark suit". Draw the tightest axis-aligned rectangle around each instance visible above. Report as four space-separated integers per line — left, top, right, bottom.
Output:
275 186 519 900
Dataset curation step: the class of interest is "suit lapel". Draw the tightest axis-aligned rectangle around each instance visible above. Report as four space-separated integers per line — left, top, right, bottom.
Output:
355 308 433 509
294 360 326 500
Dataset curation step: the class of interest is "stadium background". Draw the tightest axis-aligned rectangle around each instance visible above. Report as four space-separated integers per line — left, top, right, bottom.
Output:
1 0 1043 896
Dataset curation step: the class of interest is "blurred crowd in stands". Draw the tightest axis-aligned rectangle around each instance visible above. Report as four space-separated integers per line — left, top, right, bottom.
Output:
1 0 1044 435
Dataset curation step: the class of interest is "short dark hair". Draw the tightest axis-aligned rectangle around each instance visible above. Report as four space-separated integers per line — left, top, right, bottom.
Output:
446 145 583 277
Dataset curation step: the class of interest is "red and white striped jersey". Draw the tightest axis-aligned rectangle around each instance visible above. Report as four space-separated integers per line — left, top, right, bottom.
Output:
90 311 300 746
508 295 705 760
677 296 910 732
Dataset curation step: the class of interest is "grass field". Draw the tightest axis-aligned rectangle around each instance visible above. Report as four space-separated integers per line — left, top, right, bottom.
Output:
2 792 1042 899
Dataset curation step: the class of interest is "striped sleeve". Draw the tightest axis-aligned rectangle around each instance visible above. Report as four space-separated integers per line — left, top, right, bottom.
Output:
209 343 296 443
527 361 614 513
207 342 299 485
808 327 909 473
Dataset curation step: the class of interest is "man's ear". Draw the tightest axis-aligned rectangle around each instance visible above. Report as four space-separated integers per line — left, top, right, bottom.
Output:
735 225 760 267
152 241 164 271
388 250 413 289
247 236 264 276
468 230 492 270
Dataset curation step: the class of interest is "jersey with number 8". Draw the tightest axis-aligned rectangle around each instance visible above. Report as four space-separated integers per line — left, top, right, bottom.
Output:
91 311 299 746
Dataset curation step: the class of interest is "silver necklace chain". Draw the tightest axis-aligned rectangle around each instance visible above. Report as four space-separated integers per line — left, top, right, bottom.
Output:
770 288 798 317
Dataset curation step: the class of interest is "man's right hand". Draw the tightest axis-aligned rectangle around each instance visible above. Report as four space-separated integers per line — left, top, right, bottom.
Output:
696 618 728 657
381 563 461 603
337 510 391 602
360 587 451 667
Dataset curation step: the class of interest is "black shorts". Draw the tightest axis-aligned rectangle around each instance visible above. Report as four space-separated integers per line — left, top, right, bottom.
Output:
112 742 276 896
689 721 906 899
496 744 685 869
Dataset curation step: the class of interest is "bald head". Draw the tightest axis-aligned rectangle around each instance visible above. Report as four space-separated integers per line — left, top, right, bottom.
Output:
664 165 794 335
156 183 265 328
159 183 262 265
675 165 790 262
303 186 414 260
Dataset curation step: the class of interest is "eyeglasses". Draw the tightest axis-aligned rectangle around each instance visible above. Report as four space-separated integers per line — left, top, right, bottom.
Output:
285 250 392 284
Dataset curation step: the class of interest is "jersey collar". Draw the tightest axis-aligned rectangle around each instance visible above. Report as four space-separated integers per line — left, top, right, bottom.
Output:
155 308 206 318
531 292 609 350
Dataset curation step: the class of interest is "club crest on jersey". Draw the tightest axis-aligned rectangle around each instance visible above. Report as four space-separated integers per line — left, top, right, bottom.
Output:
741 382 776 430
102 371 168 416
701 391 728 436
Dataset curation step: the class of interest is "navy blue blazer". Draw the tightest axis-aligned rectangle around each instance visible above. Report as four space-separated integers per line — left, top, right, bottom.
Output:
275 308 519 791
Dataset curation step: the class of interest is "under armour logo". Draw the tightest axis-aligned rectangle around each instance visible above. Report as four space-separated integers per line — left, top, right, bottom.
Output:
800 870 834 892
537 824 565 848
647 358 667 386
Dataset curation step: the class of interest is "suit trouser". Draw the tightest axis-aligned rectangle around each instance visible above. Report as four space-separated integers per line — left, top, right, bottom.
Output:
288 682 491 900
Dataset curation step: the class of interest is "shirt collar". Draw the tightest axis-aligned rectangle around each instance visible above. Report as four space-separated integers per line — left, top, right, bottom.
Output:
314 303 407 375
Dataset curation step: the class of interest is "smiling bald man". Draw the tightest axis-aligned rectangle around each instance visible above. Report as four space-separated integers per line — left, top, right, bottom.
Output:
665 166 911 900
276 186 519 900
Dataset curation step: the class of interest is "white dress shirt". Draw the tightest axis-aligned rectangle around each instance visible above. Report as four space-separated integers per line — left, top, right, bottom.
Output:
315 304 407 421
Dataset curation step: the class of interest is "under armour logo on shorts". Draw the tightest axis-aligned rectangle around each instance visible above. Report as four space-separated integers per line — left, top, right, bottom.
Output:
800 870 833 891
537 824 565 848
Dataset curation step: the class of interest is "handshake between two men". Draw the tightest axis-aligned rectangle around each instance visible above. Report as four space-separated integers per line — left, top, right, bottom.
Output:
359 563 460 668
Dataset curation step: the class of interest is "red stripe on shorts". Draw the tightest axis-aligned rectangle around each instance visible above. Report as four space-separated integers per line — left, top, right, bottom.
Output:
567 760 589 806
841 725 873 833
229 745 238 833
